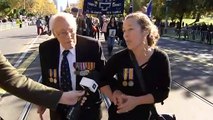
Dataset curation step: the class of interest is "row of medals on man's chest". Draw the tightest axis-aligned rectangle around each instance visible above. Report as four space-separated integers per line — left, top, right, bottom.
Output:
122 68 134 87
48 62 95 83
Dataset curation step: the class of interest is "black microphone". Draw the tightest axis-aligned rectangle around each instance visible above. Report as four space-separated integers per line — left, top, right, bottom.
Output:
66 97 82 120
66 71 99 120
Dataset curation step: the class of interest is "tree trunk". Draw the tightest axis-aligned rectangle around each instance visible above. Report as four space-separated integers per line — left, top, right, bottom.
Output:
178 14 183 28
194 12 201 22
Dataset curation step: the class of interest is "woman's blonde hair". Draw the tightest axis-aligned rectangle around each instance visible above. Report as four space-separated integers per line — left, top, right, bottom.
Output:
125 12 160 47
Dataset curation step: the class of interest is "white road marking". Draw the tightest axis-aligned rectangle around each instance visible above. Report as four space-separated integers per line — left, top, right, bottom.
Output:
14 36 39 68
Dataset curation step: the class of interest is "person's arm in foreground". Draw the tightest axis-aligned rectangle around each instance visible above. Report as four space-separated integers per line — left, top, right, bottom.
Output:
0 53 84 109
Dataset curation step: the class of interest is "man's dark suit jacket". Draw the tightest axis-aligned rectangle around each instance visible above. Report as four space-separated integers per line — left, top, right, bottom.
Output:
39 35 105 120
0 52 62 110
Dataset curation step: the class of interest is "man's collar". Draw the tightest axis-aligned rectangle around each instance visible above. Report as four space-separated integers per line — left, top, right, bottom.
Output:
59 44 75 55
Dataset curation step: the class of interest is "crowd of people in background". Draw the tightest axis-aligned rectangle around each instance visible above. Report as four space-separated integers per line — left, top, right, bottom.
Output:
155 20 213 44
185 22 213 44
1 6 212 45
70 8 126 55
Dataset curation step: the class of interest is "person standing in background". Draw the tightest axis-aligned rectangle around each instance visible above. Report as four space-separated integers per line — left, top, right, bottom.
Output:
45 15 50 33
106 16 118 56
36 17 44 35
101 15 109 41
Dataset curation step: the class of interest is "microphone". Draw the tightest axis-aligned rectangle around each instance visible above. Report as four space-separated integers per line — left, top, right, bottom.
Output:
66 71 99 120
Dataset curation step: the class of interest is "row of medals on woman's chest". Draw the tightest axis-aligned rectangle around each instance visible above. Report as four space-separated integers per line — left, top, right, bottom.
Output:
122 68 134 87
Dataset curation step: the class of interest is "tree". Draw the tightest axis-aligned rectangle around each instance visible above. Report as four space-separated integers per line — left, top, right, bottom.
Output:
205 0 213 11
77 0 84 9
0 0 22 17
0 0 57 18
123 0 165 20
31 0 57 16
124 0 146 14
140 0 165 20
190 0 213 22
42 0 57 15
0 0 10 17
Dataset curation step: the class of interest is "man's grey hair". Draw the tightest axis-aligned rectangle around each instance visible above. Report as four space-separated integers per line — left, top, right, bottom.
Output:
49 12 77 32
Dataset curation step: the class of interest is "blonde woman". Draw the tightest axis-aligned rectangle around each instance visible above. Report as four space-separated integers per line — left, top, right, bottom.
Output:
100 12 171 120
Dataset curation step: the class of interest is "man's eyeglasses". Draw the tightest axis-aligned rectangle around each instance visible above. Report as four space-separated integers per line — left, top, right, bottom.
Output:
57 31 76 38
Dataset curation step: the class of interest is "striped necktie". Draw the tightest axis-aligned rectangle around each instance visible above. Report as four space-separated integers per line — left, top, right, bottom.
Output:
60 50 72 91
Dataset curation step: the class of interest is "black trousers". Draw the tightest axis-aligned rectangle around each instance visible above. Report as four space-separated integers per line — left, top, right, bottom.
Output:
79 105 102 120
108 104 150 120
50 104 101 120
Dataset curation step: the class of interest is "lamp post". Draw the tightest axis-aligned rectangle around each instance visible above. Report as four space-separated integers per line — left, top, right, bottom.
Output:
165 0 171 34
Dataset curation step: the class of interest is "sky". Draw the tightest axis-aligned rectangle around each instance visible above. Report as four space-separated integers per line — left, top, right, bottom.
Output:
57 0 78 11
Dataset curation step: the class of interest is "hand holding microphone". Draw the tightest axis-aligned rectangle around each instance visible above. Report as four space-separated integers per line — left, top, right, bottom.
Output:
66 71 99 120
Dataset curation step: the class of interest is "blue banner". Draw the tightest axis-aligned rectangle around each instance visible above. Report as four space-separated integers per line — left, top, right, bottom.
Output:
146 0 152 18
83 0 124 14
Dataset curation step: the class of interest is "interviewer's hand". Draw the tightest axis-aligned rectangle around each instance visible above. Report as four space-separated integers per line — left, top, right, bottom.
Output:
59 90 85 105
37 106 46 120
80 96 87 106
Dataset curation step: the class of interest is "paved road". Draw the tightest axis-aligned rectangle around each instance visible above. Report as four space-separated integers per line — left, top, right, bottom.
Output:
156 37 213 120
0 26 50 120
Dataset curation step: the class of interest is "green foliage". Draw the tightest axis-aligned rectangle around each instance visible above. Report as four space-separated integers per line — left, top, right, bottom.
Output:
182 17 213 26
0 0 57 18
0 0 10 17
124 0 131 14
123 0 213 22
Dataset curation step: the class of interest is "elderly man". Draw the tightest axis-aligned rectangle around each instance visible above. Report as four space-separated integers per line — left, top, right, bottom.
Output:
38 12 105 120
